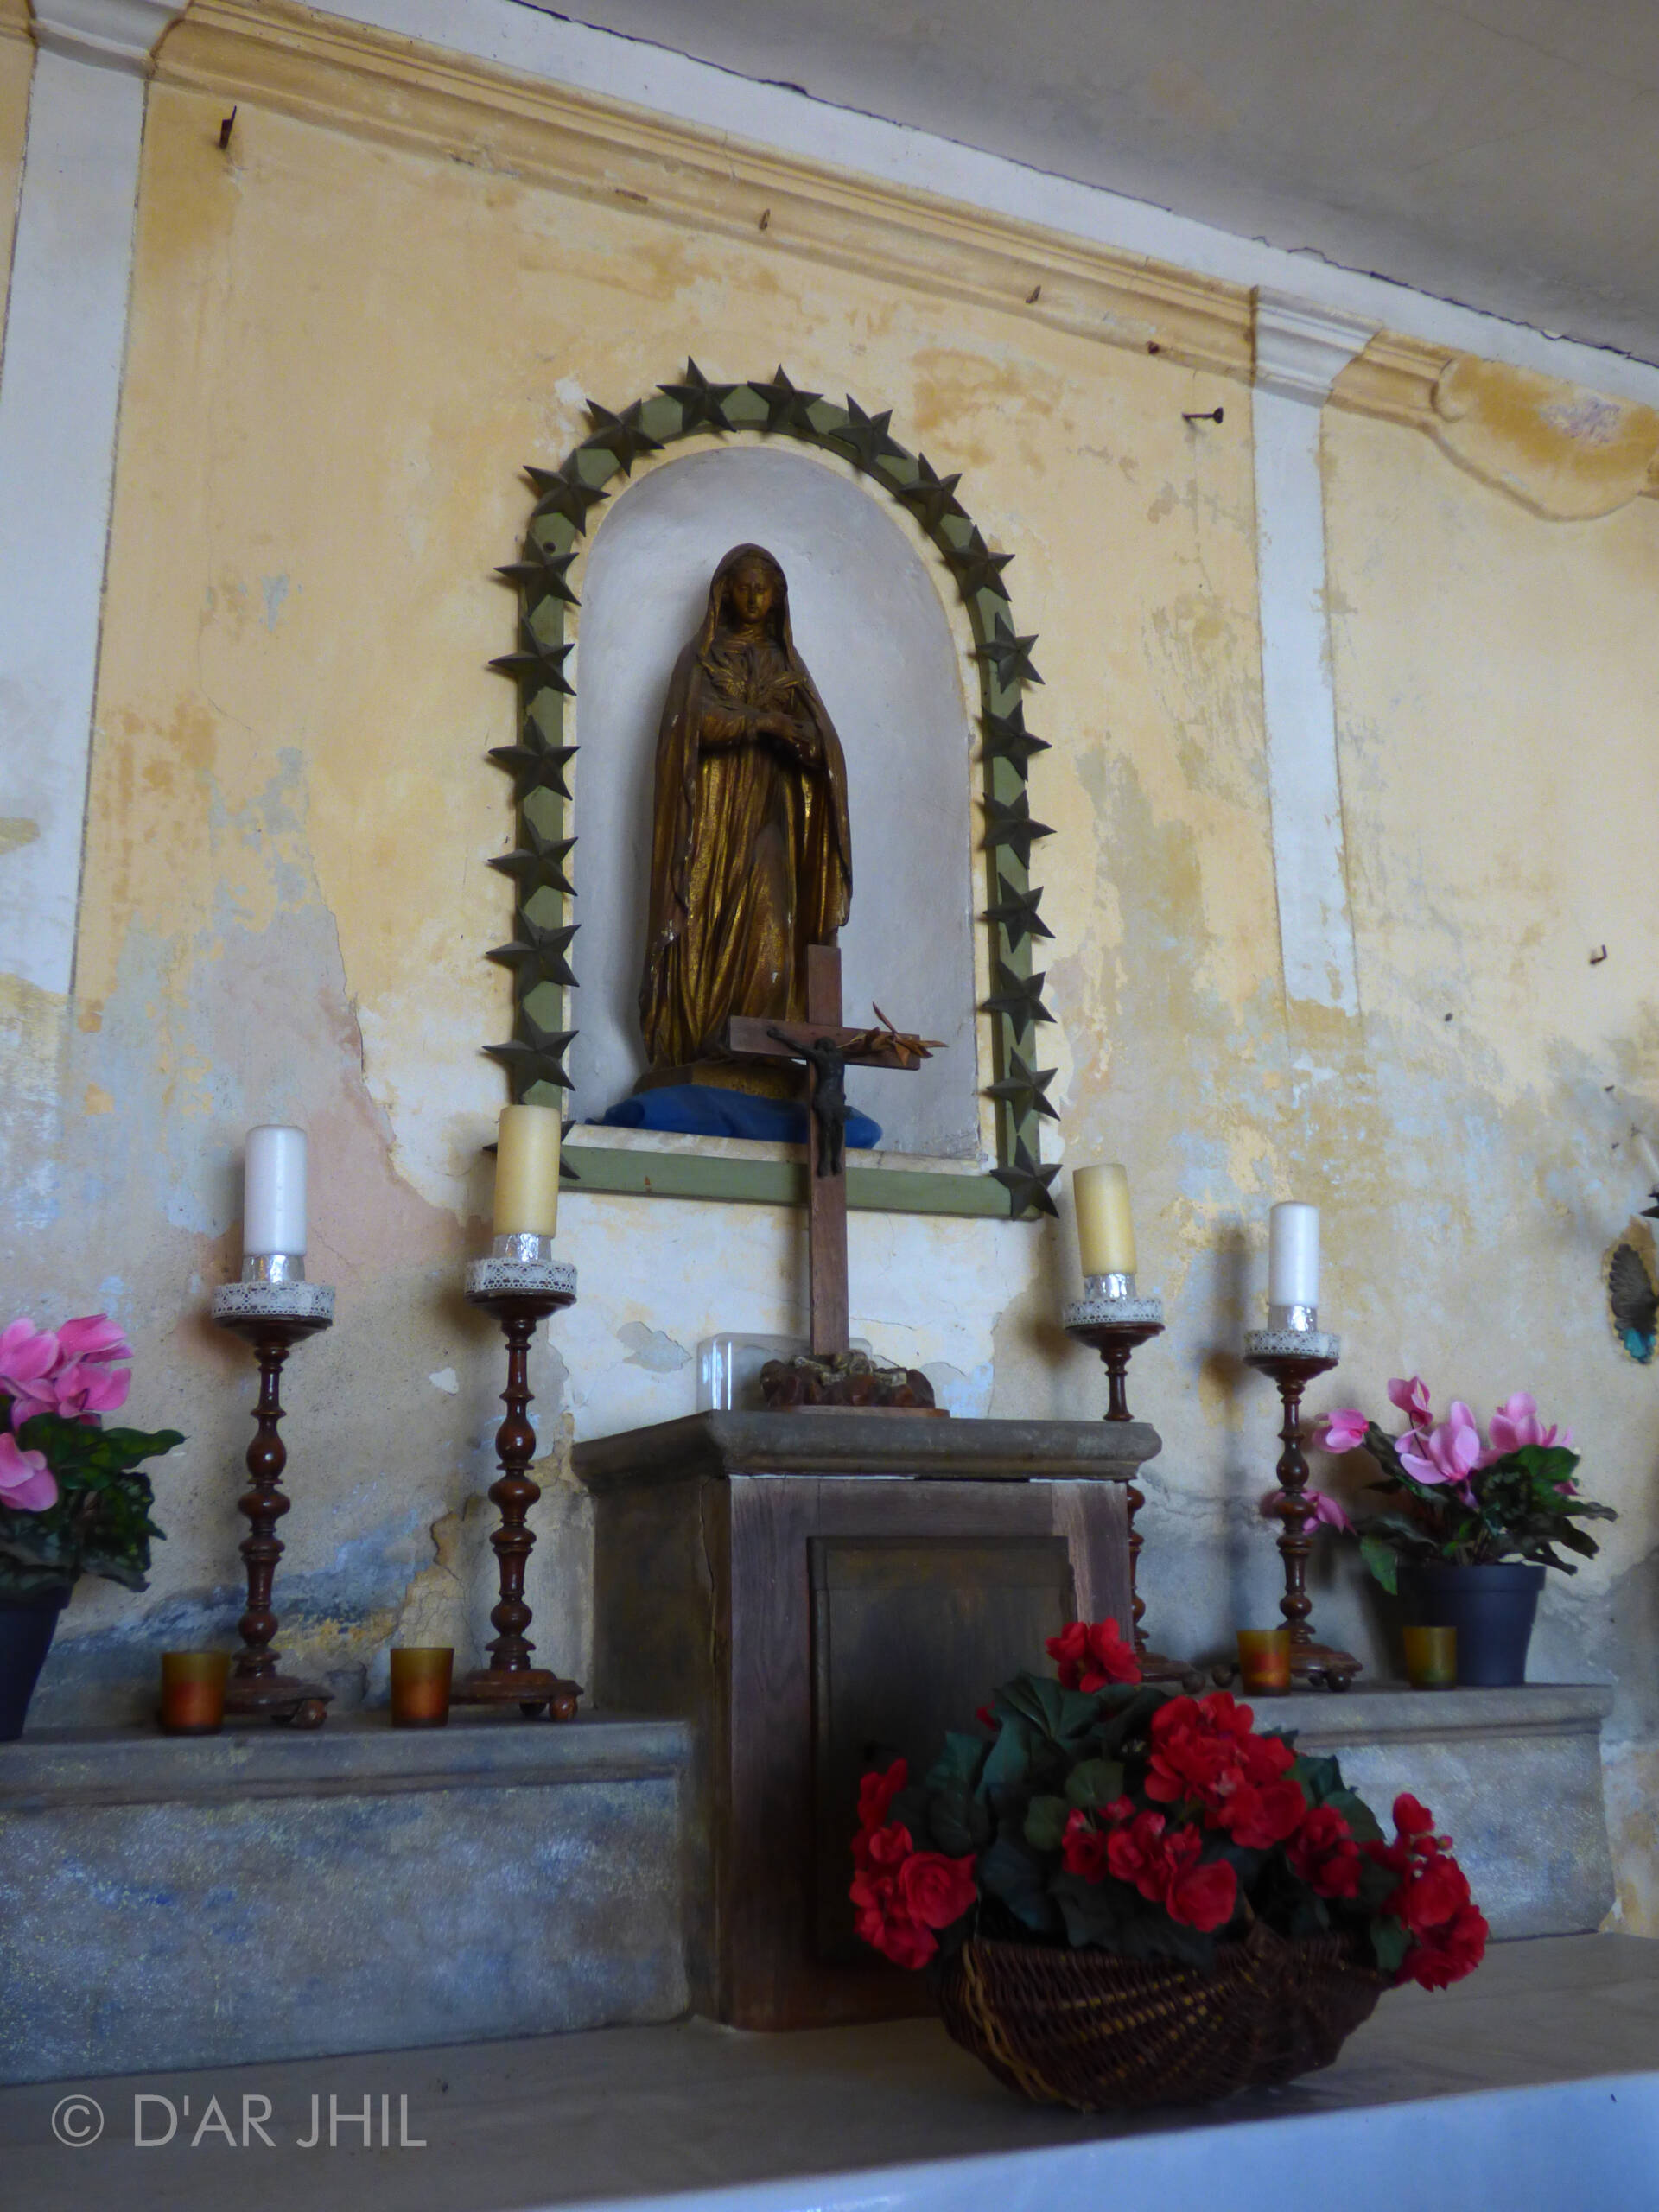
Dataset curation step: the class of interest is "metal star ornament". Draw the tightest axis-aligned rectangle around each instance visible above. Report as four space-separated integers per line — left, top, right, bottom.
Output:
830 396 906 472
659 359 737 435
982 703 1050 767
494 542 580 607
984 880 1053 948
524 455 608 532
978 612 1043 689
985 1048 1058 1121
993 1137 1061 1218
487 818 576 897
582 399 664 477
484 1014 576 1096
486 727 576 804
983 796 1054 866
895 454 966 532
486 917 580 993
943 526 1014 601
751 366 823 436
982 963 1055 1029
489 624 575 697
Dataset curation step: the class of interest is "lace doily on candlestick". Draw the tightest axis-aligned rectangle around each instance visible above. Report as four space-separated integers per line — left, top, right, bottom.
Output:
1243 1327 1340 1362
465 1258 577 1301
1064 1295 1166 1328
211 1281 335 1324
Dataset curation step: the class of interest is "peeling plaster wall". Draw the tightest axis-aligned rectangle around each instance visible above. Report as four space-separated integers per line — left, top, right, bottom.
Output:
0 21 29 341
6 50 1659 1926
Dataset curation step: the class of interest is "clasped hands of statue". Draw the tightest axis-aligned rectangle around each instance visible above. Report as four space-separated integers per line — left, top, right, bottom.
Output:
702 664 823 767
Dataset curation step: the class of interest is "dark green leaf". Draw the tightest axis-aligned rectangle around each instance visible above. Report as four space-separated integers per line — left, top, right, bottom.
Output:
1050 1870 1128 1948
926 1732 987 1793
977 1716 1031 1802
1289 1751 1343 1805
1023 1795 1071 1853
1370 1916 1409 1976
1324 1788 1384 1844
1064 1757 1127 1811
1359 1535 1400 1594
978 1833 1057 1934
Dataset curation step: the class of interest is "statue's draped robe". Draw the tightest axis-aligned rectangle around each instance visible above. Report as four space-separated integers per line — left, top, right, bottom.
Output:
640 547 852 1071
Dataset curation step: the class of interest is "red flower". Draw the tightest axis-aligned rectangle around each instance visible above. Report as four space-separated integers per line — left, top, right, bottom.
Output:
1287 1805 1362 1899
1399 1902 1488 1990
849 1870 938 1970
1106 1808 1172 1902
1061 1807 1113 1883
899 1851 977 1929
1393 1792 1436 1840
1146 1693 1305 1846
1395 1848 1471 1936
853 1818 913 1874
1160 1827 1238 1932
858 1759 906 1831
1046 1617 1141 1692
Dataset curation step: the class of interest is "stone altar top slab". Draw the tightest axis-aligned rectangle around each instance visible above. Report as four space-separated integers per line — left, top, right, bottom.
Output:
575 1410 1160 1490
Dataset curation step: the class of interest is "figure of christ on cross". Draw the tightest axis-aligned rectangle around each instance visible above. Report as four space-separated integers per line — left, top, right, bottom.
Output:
725 944 941 1370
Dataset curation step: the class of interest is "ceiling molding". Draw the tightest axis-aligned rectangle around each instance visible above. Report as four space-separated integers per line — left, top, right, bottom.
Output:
33 0 183 72
153 0 1655 505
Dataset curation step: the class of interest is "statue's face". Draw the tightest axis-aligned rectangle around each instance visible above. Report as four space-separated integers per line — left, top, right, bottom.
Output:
728 559 779 627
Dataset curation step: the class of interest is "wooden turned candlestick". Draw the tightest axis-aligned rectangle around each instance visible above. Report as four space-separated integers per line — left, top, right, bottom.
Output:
454 1282 582 1721
1065 1314 1196 1687
212 1311 334 1729
1244 1344 1361 1691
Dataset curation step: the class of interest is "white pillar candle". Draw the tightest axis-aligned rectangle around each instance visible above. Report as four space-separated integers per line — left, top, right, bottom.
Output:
1074 1164 1136 1277
493 1104 561 1237
1268 1201 1319 1307
244 1126 308 1256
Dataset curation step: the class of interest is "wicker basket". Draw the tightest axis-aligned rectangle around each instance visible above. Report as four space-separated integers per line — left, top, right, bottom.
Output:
937 1919 1386 2109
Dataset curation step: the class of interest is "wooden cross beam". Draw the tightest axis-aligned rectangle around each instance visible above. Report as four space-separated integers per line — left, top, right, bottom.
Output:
725 944 939 1359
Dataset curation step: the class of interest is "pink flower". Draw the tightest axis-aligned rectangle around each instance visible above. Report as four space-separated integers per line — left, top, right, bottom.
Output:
1318 1408 1370 1453
1488 1392 1571 1456
1306 1489 1352 1533
54 1314 132 1366
0 1319 60 1399
0 1432 58 1512
1398 1401 1482 1491
1388 1376 1433 1427
13 1358 131 1427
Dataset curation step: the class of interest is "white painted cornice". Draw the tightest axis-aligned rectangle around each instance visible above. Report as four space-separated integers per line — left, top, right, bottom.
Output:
1253 289 1377 408
30 0 183 73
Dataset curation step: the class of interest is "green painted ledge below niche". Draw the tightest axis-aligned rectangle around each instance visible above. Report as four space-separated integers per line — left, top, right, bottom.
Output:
563 1138 1017 1217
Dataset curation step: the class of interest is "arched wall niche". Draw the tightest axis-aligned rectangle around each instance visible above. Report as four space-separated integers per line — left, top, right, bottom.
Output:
486 369 1058 1218
569 445 979 1159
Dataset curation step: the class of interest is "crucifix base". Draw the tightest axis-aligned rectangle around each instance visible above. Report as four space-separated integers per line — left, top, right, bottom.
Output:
759 1349 944 1414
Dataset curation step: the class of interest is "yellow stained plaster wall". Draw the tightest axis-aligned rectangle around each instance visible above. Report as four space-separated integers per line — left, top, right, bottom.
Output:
0 13 32 339
11 16 1659 1934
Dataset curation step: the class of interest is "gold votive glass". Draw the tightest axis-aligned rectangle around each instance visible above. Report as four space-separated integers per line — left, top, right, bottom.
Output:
1236 1628 1292 1694
390 1646 454 1728
159 1650 232 1735
1403 1624 1457 1690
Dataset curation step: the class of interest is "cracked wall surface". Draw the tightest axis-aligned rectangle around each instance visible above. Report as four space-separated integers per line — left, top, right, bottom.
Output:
3 55 1658 1931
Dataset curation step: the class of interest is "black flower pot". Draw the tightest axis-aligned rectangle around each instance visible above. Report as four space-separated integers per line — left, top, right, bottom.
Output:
0 1588 68 1739
1401 1561 1545 1688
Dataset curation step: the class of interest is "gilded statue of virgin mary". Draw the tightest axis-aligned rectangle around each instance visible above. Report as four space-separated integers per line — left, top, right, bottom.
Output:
639 543 852 1081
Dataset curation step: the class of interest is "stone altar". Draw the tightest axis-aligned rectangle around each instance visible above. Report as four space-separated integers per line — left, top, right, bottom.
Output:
575 1409 1158 2029
0 1713 691 2087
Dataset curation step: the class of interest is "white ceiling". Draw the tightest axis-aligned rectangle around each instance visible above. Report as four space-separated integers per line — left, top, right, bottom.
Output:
524 0 1659 371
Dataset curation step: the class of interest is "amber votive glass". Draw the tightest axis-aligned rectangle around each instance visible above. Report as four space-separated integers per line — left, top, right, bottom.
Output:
390 1646 454 1728
1404 1624 1457 1689
1236 1628 1293 1694
159 1650 232 1735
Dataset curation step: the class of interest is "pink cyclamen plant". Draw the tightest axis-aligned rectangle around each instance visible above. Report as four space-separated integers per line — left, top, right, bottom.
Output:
0 1315 132 1433
1313 1376 1611 1592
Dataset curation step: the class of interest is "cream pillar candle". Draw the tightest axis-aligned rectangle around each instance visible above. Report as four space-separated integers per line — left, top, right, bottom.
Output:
1268 1202 1319 1308
493 1104 561 1237
244 1126 308 1256
1074 1164 1136 1277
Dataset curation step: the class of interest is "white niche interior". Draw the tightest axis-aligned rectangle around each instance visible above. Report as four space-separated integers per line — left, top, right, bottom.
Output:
567 445 980 1160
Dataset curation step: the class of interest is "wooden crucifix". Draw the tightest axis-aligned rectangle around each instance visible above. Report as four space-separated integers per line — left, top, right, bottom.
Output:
726 944 939 1359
